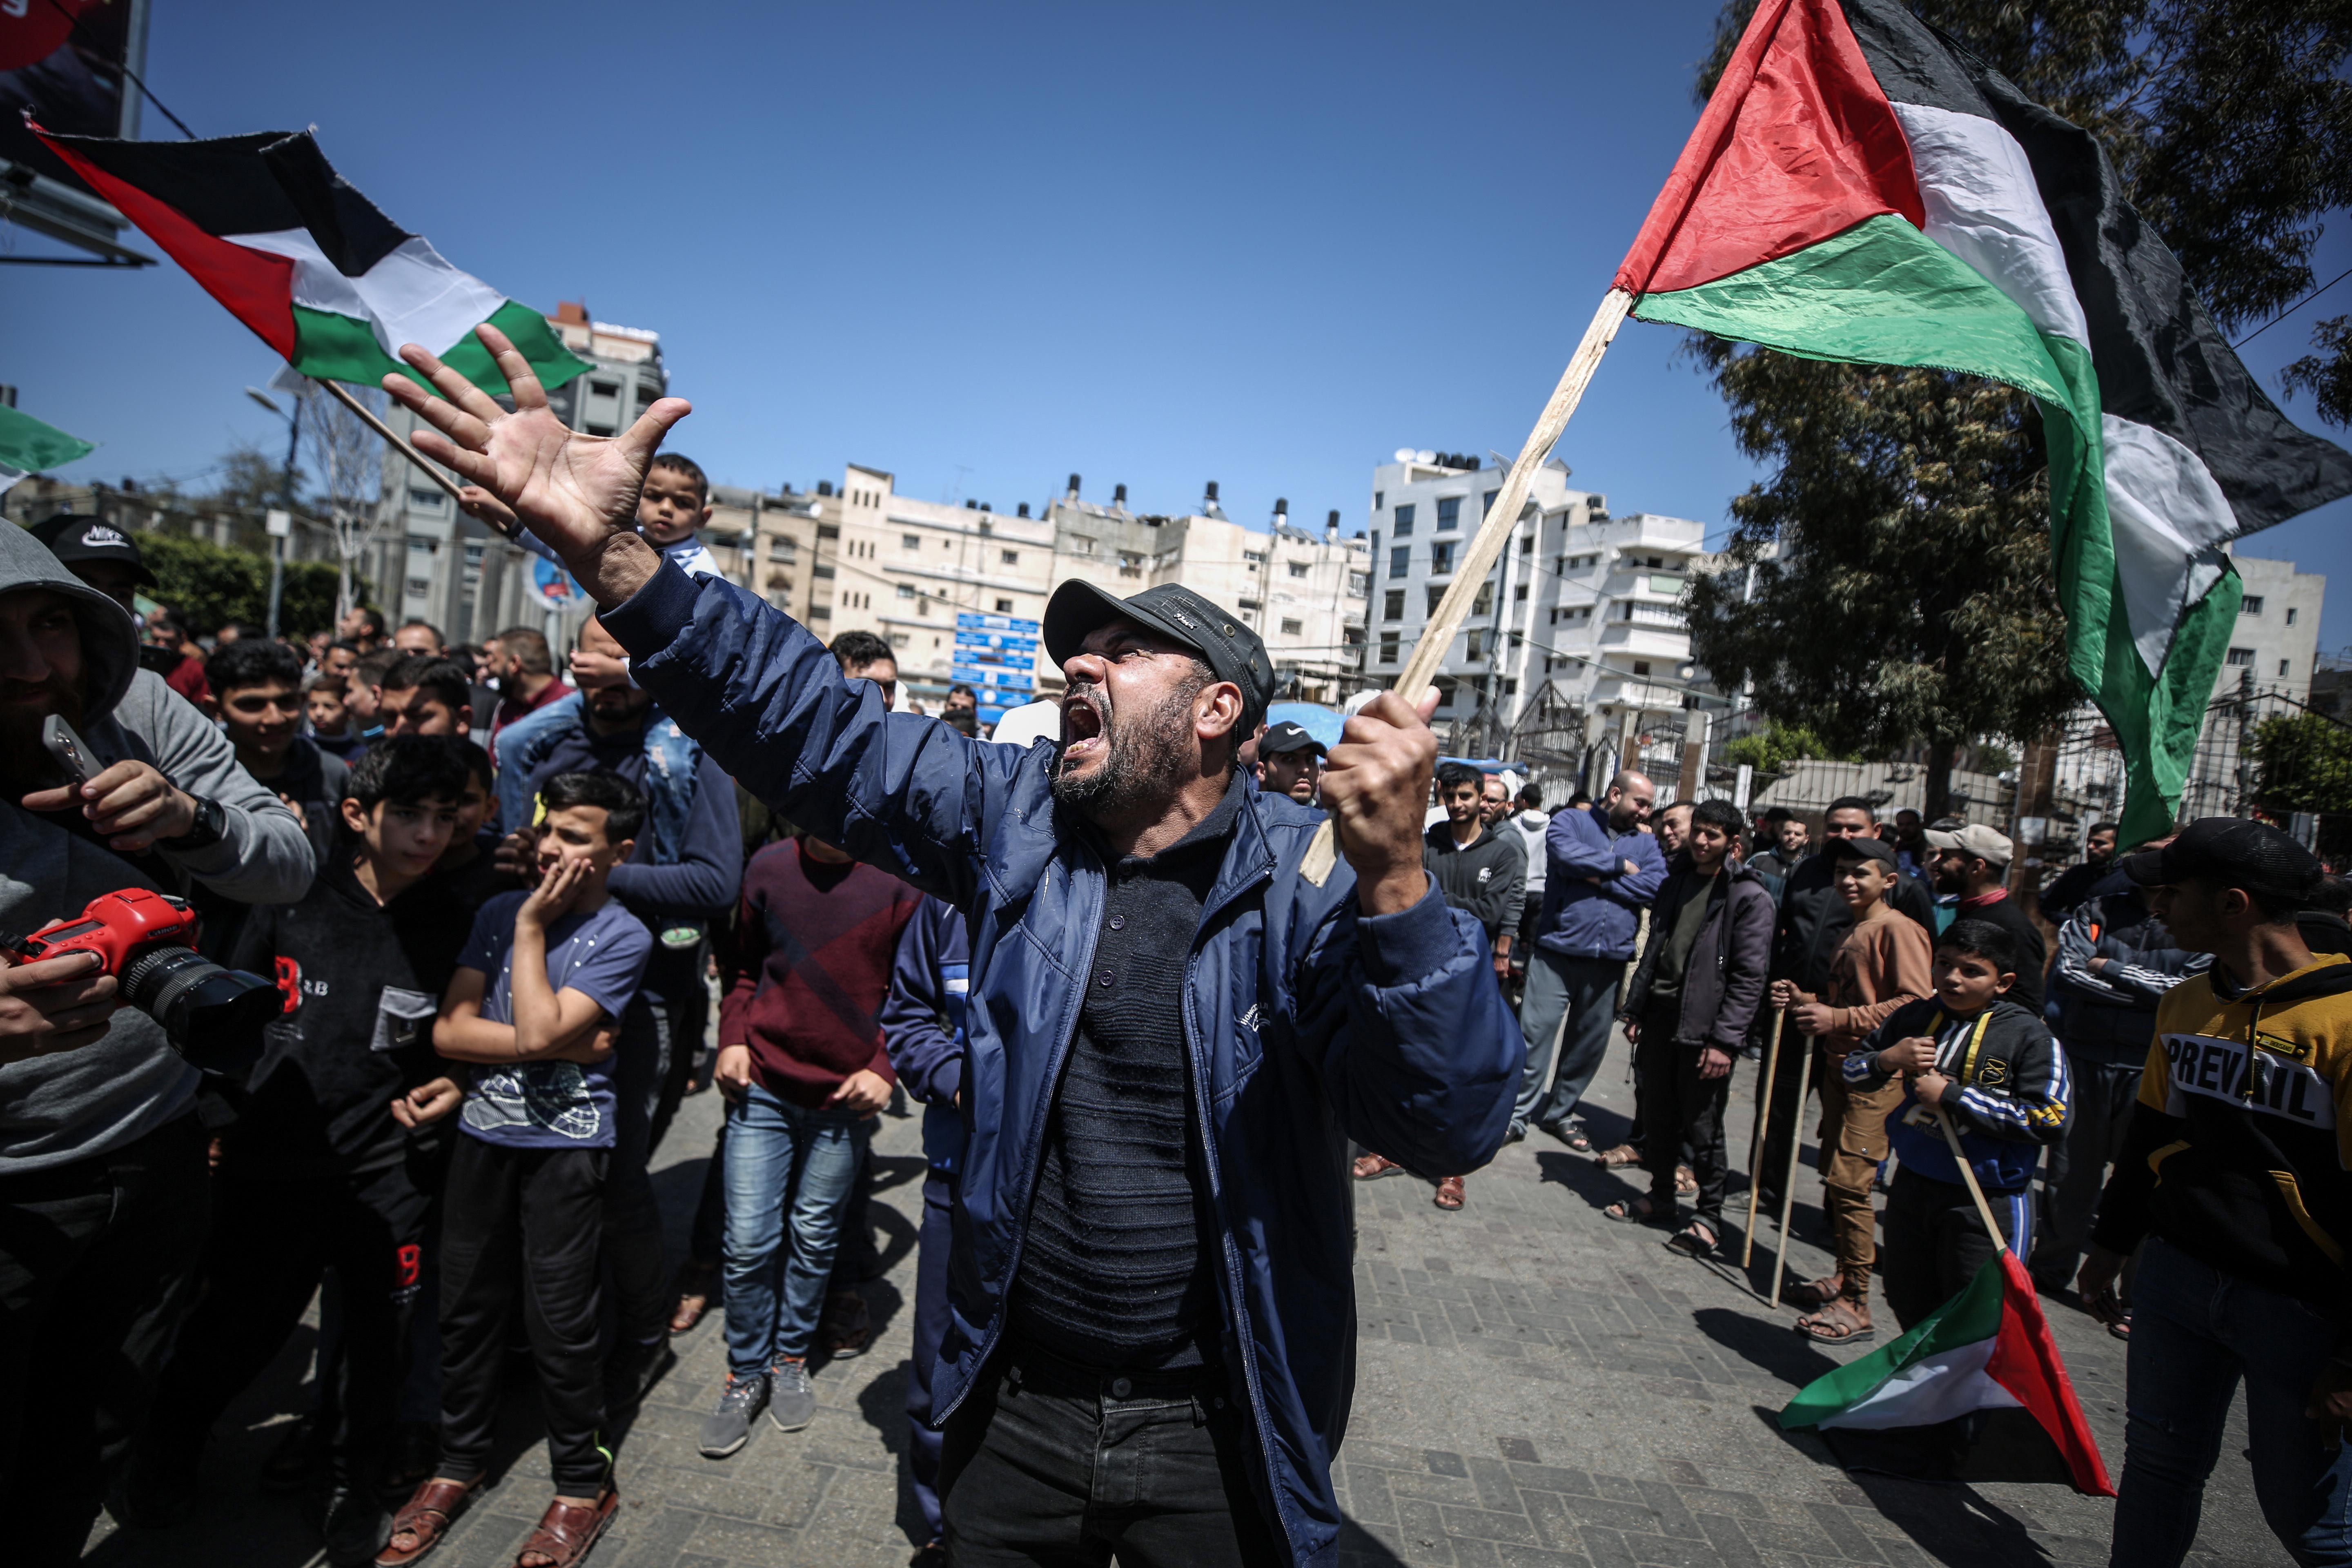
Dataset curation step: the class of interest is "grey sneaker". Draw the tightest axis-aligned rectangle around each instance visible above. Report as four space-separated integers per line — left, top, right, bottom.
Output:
768 1358 816 1432
698 1371 768 1458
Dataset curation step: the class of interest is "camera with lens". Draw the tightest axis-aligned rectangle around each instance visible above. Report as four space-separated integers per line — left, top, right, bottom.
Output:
2 888 280 1073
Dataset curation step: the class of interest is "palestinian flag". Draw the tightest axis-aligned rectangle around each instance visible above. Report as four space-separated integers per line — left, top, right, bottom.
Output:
1780 1252 2114 1494
27 124 589 399
1615 0 2352 843
0 405 95 494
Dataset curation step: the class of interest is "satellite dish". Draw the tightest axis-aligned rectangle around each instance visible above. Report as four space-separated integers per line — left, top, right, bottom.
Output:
1393 448 1416 463
1415 449 1436 464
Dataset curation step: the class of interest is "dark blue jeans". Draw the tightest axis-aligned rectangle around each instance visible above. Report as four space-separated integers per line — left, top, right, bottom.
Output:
1513 951 1624 1135
2111 1236 2352 1567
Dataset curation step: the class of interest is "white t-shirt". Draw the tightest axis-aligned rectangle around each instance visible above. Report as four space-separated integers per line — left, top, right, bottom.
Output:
1511 809 1551 893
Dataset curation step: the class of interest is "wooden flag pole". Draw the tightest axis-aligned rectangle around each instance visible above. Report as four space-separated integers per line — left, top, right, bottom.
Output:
1768 1064 1811 1310
1299 286 1633 889
1935 1104 2011 1253
1741 1009 1785 1270
318 378 521 540
1394 287 1634 704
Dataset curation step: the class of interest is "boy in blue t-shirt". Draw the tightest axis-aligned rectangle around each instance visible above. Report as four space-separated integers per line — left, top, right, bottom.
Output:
383 772 652 1566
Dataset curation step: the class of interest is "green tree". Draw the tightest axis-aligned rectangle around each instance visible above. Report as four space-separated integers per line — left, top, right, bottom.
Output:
1686 0 2352 813
138 531 357 639
2284 315 2352 429
2251 712 2352 816
1722 719 1856 777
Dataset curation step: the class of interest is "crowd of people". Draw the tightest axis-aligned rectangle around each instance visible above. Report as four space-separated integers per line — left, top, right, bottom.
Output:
2 325 2344 1568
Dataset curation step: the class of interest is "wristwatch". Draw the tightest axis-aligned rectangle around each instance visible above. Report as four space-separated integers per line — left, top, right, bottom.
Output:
160 794 226 851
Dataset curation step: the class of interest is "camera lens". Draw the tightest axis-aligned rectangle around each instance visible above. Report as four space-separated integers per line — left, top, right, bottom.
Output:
118 944 280 1075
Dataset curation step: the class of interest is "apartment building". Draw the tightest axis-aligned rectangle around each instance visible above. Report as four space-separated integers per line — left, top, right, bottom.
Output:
2217 552 2325 699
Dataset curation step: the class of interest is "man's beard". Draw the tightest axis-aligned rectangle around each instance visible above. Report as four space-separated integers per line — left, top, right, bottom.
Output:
0 675 85 791
1051 679 1199 818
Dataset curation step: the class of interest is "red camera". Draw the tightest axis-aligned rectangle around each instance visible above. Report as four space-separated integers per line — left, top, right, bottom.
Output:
3 888 278 1071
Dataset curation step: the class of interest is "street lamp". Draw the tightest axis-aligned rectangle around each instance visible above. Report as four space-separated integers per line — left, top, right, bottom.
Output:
245 385 302 637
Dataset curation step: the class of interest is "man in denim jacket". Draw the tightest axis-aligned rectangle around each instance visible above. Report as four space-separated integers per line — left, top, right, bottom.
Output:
392 329 1521 1568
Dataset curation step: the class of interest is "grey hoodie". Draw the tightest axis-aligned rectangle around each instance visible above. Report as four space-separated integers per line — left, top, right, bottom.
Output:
0 522 315 1172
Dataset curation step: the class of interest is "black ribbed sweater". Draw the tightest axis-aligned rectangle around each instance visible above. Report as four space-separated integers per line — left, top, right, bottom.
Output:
1006 781 1242 1370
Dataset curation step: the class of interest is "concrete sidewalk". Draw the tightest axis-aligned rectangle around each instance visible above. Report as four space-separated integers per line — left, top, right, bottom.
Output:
87 1023 2286 1567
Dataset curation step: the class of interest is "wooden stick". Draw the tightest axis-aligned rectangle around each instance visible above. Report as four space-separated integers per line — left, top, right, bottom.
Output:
1935 1103 2010 1252
1742 1009 1785 1269
318 377 519 539
1769 1043 1811 1310
1393 287 1635 705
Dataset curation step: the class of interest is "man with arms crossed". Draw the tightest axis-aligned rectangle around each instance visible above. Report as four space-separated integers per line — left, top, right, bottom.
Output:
393 326 1520 1568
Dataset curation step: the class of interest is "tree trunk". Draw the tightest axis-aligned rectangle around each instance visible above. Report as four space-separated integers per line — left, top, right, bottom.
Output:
1923 741 1955 822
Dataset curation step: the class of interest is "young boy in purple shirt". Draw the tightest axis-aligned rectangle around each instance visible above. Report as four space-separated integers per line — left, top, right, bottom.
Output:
381 773 652 1568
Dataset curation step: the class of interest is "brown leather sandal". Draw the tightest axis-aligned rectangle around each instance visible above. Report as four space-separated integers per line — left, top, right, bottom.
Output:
1352 1152 1406 1180
514 1487 619 1568
1594 1143 1644 1169
376 1477 478 1567
669 1261 717 1336
1795 1298 1876 1345
1674 1164 1698 1196
1784 1272 1844 1309
1432 1176 1466 1210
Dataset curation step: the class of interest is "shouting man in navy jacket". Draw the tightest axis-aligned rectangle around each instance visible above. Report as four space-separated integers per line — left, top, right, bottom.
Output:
391 327 1522 1568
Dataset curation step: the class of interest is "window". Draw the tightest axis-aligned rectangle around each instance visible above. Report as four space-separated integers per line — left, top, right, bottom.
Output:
1434 683 1454 708
1514 582 1528 601
2242 595 2265 616
2288 607 2300 625
1073 535 1096 556
1281 618 1303 636
1430 541 1456 575
405 577 431 598
636 385 659 409
1503 679 1517 697
1632 660 1651 677
1426 586 1446 616
1378 632 1399 664
1118 551 1143 579
767 538 796 561
2282 659 2293 677
1373 491 1383 510
889 632 910 649
1388 546 1409 579
1521 535 1534 554
996 597 1014 613
408 486 443 509
813 565 836 579
1383 589 1404 620
1001 549 1020 566
590 379 619 399
1436 496 1461 531
1472 581 1493 616
1244 550 1265 565
1287 561 1308 579
1348 572 1368 596
902 533 922 550
1481 489 1498 516
1393 504 1415 538
2226 647 2255 666
1466 630 1485 659
1238 598 1262 612
898 584 916 599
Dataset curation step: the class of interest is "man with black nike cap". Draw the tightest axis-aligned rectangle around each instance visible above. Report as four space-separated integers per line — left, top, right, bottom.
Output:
2080 818 2352 1567
30 512 158 619
387 323 1520 1568
1256 718 1324 805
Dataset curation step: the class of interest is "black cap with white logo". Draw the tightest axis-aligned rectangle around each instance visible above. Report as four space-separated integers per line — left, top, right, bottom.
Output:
30 513 158 587
1043 580 1276 728
1259 719 1325 758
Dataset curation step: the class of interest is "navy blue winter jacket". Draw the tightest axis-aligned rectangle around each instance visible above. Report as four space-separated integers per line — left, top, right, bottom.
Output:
604 562 1521 1566
1534 802 1666 961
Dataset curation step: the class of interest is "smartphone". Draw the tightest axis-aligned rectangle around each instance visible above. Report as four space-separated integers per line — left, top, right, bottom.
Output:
42 715 96 788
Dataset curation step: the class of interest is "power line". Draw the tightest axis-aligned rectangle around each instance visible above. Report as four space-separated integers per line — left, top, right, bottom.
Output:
2232 263 2352 351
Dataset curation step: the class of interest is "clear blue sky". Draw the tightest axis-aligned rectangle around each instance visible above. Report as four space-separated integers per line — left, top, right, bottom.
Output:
6 0 2348 641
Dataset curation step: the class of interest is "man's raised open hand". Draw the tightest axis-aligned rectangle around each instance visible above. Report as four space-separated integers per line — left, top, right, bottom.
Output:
383 324 691 608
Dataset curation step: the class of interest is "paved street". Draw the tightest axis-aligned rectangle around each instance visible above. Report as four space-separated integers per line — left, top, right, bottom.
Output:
89 1020 2287 1568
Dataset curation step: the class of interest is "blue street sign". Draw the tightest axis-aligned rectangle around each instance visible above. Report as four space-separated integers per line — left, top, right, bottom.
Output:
956 612 1041 634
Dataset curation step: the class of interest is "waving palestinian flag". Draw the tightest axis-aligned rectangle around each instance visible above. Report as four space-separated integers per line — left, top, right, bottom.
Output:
1616 0 2352 842
0 404 95 495
1781 1253 2114 1494
29 124 589 399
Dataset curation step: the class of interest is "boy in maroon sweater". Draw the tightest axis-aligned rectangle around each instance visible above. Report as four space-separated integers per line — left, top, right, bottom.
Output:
697 830 921 1457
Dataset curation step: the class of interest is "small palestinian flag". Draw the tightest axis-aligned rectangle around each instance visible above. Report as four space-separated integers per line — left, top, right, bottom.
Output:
0 404 95 495
1780 1253 2114 1495
1614 0 2352 844
28 123 589 398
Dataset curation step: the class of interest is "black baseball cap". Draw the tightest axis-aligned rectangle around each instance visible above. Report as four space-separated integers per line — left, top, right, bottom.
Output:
1259 719 1324 758
30 513 158 586
1042 580 1276 726
2121 817 2323 902
1829 836 1900 871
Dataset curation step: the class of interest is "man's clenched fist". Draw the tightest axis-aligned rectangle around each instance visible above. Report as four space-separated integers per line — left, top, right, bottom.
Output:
1316 689 1441 915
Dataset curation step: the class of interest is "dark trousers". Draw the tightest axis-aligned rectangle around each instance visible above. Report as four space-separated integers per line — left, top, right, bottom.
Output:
646 953 708 1160
940 1342 1286 1567
1753 1013 1819 1207
2030 1050 2144 1290
0 1111 209 1568
1635 1009 1731 1227
436 1137 610 1493
1880 1168 2028 1332
143 1158 430 1490
907 1171 953 1542
605 996 673 1345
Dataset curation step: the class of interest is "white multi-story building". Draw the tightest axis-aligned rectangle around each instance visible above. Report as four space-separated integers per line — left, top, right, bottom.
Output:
2217 552 2325 699
1361 450 1714 736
